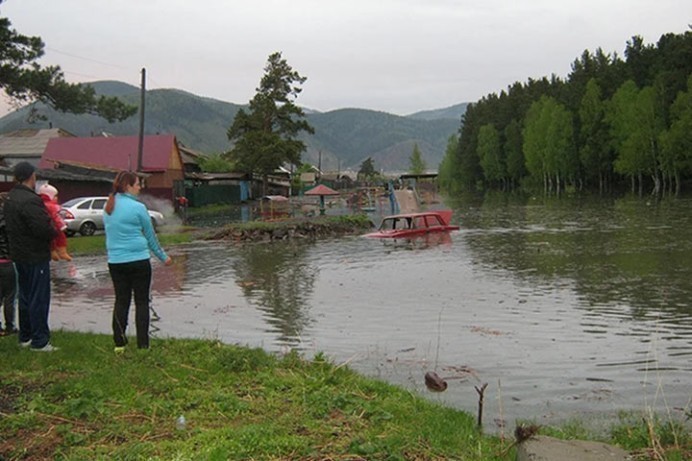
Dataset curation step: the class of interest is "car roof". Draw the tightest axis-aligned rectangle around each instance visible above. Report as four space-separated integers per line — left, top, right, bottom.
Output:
61 196 107 205
65 196 108 201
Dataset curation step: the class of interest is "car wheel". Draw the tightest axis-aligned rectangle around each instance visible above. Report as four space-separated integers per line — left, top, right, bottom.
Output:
151 218 158 232
79 221 97 236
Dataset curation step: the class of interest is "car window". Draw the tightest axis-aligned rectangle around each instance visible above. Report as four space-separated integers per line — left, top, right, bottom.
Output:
61 198 82 207
77 200 92 210
92 199 107 210
414 217 427 228
394 218 409 230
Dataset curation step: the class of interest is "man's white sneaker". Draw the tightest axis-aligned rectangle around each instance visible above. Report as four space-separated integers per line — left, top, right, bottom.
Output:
31 343 59 352
19 340 31 348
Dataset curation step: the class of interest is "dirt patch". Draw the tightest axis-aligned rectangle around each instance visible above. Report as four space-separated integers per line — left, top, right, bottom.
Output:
0 382 22 414
0 378 70 459
0 426 64 461
0 379 47 414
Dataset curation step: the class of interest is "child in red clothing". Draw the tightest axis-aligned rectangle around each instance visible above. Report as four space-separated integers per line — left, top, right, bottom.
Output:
37 184 72 261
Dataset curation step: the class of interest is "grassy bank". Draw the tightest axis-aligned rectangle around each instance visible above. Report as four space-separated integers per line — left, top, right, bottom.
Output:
67 215 373 256
0 332 509 460
1 333 688 460
67 232 195 256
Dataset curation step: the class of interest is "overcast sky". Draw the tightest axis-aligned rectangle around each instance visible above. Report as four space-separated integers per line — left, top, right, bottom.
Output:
1 0 690 116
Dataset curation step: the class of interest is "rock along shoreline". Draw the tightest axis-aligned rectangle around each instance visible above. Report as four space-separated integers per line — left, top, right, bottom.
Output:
202 215 375 243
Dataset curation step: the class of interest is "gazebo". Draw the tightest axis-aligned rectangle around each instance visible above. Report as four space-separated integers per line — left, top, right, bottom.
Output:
304 184 339 215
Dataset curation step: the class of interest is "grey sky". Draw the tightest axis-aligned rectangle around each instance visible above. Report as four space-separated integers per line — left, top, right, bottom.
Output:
1 0 690 116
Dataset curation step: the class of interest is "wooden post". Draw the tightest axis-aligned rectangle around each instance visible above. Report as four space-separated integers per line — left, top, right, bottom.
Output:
137 67 146 173
475 383 488 429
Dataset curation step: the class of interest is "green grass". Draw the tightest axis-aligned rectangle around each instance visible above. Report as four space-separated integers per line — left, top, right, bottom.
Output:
68 232 194 256
609 413 691 461
216 214 372 232
0 332 511 460
185 203 234 218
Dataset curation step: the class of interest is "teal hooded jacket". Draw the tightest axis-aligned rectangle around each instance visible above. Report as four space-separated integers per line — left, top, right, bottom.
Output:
103 193 167 264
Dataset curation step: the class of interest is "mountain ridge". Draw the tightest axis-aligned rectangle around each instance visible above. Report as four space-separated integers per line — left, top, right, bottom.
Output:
0 81 467 171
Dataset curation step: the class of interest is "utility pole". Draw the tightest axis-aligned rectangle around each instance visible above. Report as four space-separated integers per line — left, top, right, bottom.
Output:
318 150 322 182
137 67 146 172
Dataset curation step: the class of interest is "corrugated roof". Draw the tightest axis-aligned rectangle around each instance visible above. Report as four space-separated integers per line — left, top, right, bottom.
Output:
186 172 249 180
0 164 115 183
0 128 75 157
178 144 208 162
40 134 177 172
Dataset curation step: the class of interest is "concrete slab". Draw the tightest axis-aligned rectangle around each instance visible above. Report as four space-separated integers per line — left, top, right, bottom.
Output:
516 435 632 461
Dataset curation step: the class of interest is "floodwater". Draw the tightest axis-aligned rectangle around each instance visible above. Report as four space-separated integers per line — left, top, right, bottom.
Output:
50 194 692 432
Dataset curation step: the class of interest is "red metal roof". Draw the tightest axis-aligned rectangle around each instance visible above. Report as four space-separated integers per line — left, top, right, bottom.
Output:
40 134 177 172
305 184 339 196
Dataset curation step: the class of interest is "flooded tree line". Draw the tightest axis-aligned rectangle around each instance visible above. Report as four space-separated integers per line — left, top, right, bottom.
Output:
439 30 692 196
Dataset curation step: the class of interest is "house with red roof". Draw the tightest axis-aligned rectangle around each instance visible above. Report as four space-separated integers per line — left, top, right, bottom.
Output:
40 134 184 201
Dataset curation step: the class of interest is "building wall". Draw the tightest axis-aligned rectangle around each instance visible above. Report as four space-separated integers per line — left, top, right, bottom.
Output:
186 184 242 206
144 187 175 202
142 145 184 190
48 181 113 202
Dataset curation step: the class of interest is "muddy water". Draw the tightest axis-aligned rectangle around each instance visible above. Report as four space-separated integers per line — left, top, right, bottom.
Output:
50 194 692 431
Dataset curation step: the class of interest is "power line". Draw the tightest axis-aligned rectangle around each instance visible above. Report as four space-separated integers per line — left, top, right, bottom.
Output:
45 46 130 70
60 69 120 80
42 46 146 88
41 46 199 96
45 46 173 90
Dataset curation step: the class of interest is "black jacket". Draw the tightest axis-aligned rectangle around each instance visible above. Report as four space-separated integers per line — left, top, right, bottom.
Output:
0 194 9 261
4 184 57 264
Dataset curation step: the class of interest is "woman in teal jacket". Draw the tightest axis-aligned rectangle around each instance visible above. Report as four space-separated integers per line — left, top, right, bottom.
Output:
104 171 172 352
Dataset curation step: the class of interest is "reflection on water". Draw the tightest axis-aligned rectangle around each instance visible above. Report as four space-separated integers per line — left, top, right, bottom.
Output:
231 243 317 344
50 194 692 431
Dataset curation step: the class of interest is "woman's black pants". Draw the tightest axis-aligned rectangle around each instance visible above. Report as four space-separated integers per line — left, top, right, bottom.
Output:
108 259 152 349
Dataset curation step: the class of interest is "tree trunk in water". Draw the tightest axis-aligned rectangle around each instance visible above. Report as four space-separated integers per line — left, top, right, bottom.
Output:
651 173 661 196
599 171 604 195
638 172 644 196
631 175 635 194
262 174 269 196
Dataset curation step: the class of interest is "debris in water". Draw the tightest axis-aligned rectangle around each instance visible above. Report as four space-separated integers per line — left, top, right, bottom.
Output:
424 371 448 392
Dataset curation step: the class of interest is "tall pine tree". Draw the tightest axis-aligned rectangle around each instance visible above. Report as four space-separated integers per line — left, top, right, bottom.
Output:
227 52 314 194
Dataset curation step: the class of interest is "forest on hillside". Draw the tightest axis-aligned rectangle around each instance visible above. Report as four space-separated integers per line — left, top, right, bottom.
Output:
439 30 692 196
0 86 459 171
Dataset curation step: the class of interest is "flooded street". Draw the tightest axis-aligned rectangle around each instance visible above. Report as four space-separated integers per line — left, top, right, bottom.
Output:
50 194 692 432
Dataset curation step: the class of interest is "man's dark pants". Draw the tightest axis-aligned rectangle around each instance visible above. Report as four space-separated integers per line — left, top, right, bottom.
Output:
15 261 51 348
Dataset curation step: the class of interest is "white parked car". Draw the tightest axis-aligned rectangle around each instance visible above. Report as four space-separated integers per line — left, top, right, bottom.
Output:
59 196 165 236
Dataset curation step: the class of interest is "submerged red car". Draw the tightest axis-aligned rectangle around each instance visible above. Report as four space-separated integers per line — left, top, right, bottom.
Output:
363 210 459 238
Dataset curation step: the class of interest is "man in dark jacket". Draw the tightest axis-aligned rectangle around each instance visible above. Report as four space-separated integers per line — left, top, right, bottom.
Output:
4 162 58 351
